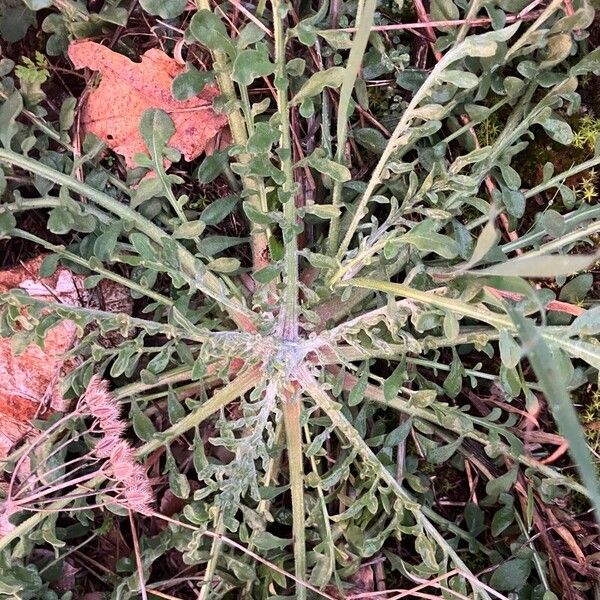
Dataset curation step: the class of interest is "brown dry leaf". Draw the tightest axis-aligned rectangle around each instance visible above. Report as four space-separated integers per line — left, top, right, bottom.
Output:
326 564 378 599
68 40 228 168
31 549 79 592
0 258 78 460
0 256 132 462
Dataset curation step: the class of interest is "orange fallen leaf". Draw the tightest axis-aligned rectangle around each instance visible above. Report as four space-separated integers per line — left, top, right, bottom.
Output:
0 258 77 435
68 41 228 169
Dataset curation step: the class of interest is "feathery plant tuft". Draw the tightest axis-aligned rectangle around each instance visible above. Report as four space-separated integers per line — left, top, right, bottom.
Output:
1 0 600 598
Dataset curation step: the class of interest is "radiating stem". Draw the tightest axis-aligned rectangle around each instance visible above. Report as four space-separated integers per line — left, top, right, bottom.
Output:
342 277 594 363
139 366 260 455
195 0 270 271
3 291 203 343
327 0 375 256
303 425 334 581
524 156 600 200
13 229 175 308
331 366 589 497
0 368 261 552
197 511 225 600
334 39 466 260
271 0 299 341
243 422 283 598
281 387 306 600
298 366 493 599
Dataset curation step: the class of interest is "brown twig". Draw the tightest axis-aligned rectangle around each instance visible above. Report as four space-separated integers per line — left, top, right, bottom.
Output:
147 590 185 600
562 0 575 17
540 441 570 464
129 510 149 600
412 0 440 52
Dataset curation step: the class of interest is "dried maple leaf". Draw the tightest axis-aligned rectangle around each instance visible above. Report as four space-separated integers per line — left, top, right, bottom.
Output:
68 41 228 168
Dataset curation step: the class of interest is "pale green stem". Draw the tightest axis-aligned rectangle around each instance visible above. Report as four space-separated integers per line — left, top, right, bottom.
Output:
524 155 600 200
514 219 600 259
335 39 470 260
327 0 375 256
197 511 225 600
271 0 299 340
243 422 284 597
156 160 187 223
151 512 337 600
239 84 271 224
455 0 483 42
139 366 261 455
0 90 130 195
303 424 335 581
442 97 511 146
114 366 195 399
13 229 175 308
2 291 202 342
256 0 266 16
15 228 212 339
504 0 563 63
195 0 270 270
0 368 260 551
331 366 589 497
329 232 393 285
281 390 306 600
343 278 592 364
502 204 600 253
39 531 98 575
1 196 113 222
331 73 557 280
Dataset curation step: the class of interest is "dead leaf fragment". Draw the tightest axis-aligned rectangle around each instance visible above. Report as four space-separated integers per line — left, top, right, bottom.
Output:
0 256 132 462
0 257 79 426
68 41 228 168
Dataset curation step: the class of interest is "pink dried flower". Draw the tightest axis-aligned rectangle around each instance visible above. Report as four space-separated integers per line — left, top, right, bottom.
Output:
100 418 127 438
80 375 122 432
94 434 120 459
121 474 153 513
106 440 136 480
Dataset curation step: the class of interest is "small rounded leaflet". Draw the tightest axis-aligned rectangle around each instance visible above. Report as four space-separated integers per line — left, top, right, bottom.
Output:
68 41 228 168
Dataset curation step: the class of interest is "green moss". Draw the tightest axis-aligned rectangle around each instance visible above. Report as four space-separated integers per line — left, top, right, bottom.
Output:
475 114 503 146
581 388 600 455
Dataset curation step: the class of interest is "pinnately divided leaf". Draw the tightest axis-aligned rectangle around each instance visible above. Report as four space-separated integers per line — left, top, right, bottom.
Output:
1 3 599 598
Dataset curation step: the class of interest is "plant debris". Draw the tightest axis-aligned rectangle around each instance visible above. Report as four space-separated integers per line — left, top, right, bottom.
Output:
0 256 132 460
68 41 228 168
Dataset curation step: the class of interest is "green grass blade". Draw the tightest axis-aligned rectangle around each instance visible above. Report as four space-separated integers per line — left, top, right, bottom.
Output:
511 311 600 520
335 0 376 160
327 0 376 255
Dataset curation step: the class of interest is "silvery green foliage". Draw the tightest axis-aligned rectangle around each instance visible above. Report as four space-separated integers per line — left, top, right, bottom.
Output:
0 0 600 598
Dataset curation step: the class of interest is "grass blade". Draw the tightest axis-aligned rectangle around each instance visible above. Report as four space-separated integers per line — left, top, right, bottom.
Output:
511 311 600 520
327 0 376 255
